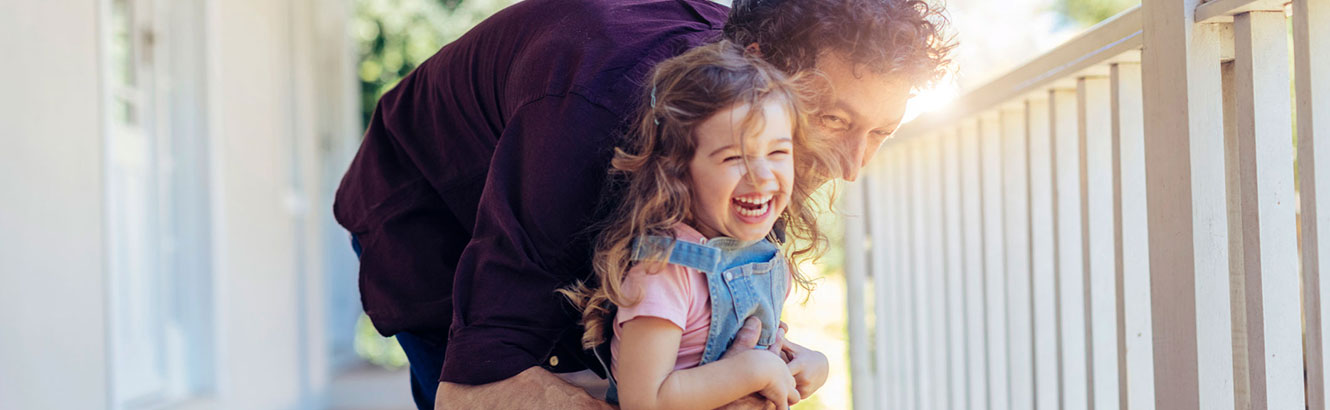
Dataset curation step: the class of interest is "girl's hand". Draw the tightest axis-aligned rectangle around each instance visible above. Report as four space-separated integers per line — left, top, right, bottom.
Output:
769 322 789 362
740 349 801 409
781 338 829 399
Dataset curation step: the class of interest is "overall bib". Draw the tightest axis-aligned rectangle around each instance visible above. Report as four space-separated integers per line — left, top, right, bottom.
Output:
603 234 790 404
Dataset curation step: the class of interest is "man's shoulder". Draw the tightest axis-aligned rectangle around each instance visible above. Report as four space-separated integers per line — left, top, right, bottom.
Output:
501 0 729 113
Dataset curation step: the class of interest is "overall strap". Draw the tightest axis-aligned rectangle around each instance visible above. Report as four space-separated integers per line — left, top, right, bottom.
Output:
630 235 723 273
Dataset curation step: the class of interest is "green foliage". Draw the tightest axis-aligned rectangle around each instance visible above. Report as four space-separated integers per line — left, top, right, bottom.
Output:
353 0 519 127
1054 0 1139 27
816 182 845 278
353 313 409 369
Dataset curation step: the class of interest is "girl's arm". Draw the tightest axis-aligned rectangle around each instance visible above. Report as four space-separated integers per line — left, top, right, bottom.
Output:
616 317 800 410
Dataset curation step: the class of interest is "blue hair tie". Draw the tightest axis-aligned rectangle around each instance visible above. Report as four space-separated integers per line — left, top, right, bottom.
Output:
651 84 660 125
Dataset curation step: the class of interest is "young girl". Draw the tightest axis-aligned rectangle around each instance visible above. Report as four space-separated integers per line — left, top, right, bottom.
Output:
561 41 837 410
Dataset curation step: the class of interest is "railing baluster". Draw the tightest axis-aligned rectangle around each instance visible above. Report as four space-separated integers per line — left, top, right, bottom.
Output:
981 113 1010 410
925 137 951 410
942 126 970 410
1051 87 1090 410
869 152 894 410
1079 76 1120 410
1231 11 1304 410
1001 105 1035 410
1027 96 1060 410
845 177 874 410
896 146 919 410
1141 13 1233 409
883 148 904 410
1295 1 1330 409
961 118 991 410
1110 62 1155 410
908 140 935 410
1221 56 1253 410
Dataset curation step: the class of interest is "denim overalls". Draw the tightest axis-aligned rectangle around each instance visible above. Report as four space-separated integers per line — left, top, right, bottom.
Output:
603 234 791 404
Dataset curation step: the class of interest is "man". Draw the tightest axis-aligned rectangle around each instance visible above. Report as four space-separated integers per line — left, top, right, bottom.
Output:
333 0 953 408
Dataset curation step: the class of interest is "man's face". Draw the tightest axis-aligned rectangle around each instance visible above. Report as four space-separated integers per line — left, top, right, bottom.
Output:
811 54 913 181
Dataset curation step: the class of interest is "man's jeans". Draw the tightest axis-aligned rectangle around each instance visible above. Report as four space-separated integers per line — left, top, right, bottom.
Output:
352 235 446 410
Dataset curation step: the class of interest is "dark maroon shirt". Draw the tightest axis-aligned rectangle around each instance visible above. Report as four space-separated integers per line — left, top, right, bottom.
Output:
333 0 728 385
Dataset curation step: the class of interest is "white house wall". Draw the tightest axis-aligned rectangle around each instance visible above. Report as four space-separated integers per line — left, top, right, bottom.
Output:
0 0 358 408
0 1 111 409
205 0 356 407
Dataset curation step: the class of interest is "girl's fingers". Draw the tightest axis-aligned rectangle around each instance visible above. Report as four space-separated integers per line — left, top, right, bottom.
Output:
768 326 786 356
786 374 801 406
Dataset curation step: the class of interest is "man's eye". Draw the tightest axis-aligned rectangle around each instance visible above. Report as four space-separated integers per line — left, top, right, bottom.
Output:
820 115 849 130
871 130 893 140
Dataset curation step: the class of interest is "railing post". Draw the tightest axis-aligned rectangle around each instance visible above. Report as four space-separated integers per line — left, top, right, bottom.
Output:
1295 1 1330 409
1231 10 1304 410
1140 0 1234 407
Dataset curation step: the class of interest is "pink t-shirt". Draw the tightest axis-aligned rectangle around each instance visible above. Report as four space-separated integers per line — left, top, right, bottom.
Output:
609 224 793 374
611 224 713 372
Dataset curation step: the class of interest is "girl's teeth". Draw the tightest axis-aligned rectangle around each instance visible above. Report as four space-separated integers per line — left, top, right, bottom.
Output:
735 196 771 205
737 201 769 217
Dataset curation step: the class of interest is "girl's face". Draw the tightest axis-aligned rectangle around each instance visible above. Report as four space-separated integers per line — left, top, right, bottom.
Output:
687 99 795 242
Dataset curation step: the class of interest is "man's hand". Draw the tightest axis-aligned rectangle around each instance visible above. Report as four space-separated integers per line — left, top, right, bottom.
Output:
721 317 829 403
435 366 613 410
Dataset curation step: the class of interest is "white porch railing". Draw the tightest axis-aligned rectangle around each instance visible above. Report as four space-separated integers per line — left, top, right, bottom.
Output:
842 0 1330 409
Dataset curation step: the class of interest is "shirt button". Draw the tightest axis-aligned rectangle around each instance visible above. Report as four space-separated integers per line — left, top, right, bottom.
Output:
548 355 559 367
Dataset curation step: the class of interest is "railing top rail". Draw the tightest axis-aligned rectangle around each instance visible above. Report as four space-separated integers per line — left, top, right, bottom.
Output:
891 5 1142 142
1196 0 1287 23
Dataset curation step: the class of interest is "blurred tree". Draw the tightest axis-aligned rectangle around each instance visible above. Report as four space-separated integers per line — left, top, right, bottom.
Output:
1054 0 1138 27
353 0 519 127
354 313 409 369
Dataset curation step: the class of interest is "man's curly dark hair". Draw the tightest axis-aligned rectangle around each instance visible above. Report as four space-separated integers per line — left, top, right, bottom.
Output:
724 0 956 88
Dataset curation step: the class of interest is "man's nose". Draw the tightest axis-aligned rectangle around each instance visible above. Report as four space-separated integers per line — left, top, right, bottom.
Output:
841 133 870 181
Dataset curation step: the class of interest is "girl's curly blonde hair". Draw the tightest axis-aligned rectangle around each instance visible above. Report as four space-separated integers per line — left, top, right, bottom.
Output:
558 40 841 349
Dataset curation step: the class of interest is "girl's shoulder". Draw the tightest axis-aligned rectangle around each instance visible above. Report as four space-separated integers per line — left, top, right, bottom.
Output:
669 223 708 245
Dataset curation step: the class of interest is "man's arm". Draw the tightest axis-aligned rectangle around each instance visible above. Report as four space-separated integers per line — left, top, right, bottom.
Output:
436 367 613 410
435 318 783 410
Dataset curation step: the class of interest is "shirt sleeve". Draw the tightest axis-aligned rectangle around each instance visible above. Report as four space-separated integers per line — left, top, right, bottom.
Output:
615 263 696 331
441 94 623 385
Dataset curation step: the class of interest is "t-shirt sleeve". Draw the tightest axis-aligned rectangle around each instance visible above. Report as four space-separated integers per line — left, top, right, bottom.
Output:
616 263 696 331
